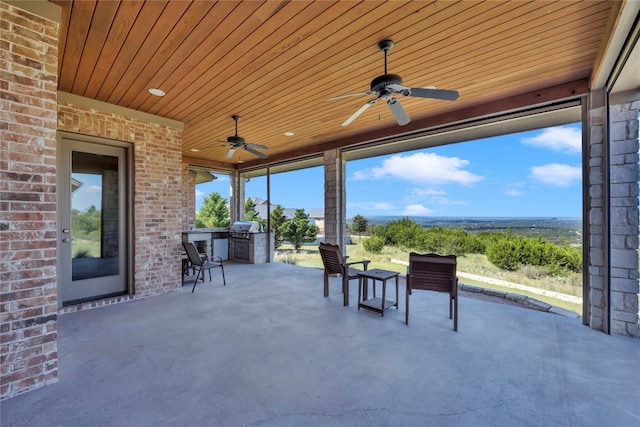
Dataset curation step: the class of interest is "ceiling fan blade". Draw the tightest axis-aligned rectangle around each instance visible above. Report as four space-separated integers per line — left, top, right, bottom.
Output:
225 147 237 159
245 146 268 159
388 84 459 101
342 98 377 126
245 143 268 150
327 91 372 101
387 98 410 126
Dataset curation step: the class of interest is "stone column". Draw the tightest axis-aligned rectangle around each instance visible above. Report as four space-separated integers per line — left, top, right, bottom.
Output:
608 92 639 337
182 165 196 230
230 170 245 223
101 169 119 257
323 149 346 249
587 90 608 333
587 88 640 338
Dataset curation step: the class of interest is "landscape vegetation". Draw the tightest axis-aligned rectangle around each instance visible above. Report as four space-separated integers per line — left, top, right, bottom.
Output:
74 193 586 315
276 215 584 314
193 193 584 314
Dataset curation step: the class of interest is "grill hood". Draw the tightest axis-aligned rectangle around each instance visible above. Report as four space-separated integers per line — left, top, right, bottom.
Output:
230 221 263 233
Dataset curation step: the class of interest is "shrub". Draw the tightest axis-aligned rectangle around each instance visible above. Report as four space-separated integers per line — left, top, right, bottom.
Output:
376 217 422 248
73 249 91 258
487 234 582 275
519 264 549 280
277 253 298 264
486 238 524 271
363 235 385 254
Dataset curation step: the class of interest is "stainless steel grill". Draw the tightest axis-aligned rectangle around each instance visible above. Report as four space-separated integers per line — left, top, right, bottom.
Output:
229 221 262 239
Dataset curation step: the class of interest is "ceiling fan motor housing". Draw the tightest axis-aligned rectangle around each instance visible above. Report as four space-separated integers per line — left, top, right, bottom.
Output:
227 135 246 145
370 73 403 94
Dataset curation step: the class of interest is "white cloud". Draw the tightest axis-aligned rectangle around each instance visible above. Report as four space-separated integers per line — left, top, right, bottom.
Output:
351 170 368 181
347 201 394 211
505 182 525 196
435 198 468 206
402 204 433 216
354 152 484 185
522 126 581 153
403 187 469 208
505 188 524 196
85 184 101 194
403 188 446 203
530 163 581 186
72 185 102 211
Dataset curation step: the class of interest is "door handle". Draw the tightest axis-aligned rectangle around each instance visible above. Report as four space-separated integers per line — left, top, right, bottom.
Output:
62 238 71 243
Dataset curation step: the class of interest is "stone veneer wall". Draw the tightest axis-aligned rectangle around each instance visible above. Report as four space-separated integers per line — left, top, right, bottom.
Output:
182 165 196 230
588 98 607 332
609 98 639 337
1 2 60 399
588 92 640 338
57 102 184 298
323 149 346 249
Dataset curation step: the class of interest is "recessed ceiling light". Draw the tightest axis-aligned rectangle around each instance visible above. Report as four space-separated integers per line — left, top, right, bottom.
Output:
284 131 295 137
148 88 165 96
237 160 244 164
190 148 200 152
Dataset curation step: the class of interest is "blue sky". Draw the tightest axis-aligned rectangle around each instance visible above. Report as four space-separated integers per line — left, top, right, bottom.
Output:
71 173 102 212
196 123 583 218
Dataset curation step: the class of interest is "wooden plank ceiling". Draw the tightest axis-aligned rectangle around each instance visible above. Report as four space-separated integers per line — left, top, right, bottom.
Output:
53 0 615 170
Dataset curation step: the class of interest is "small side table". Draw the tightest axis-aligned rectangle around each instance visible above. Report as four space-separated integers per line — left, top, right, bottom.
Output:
357 268 399 317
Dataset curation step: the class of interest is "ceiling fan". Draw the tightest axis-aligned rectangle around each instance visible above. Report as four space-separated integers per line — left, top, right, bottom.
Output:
329 40 459 126
223 115 268 159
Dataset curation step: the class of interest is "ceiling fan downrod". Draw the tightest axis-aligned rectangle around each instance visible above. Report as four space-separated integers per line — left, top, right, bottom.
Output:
232 115 240 136
379 39 394 74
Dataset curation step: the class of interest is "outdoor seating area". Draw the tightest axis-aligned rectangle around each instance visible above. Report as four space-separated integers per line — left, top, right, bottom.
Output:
319 242 370 306
182 241 226 292
406 252 459 330
2 262 638 427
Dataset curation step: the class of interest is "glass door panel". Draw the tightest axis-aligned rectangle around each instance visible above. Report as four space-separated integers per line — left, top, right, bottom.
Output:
71 152 119 281
59 138 128 305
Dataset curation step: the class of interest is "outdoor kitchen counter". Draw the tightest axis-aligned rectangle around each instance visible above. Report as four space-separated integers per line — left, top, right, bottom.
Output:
182 229 230 261
229 231 274 264
183 227 230 234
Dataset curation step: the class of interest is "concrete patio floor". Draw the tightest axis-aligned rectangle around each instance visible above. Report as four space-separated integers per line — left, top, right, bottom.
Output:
2 262 639 427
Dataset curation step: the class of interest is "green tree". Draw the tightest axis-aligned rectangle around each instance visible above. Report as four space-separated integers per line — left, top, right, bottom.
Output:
245 198 260 221
376 217 423 248
279 208 317 252
351 214 368 243
363 235 385 253
269 204 287 249
71 205 101 241
196 192 229 228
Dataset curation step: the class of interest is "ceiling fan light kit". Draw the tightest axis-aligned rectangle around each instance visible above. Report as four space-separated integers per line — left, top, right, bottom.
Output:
330 39 459 126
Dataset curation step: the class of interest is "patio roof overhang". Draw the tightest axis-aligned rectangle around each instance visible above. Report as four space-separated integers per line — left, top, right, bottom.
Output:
43 0 638 173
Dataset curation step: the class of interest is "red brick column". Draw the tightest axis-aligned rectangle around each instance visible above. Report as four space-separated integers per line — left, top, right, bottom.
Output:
1 2 60 399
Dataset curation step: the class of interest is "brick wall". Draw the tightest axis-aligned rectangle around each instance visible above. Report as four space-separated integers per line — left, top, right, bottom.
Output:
1 2 60 399
57 103 184 298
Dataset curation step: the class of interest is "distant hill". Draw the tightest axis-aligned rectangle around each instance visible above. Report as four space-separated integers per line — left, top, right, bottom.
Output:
349 216 582 246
